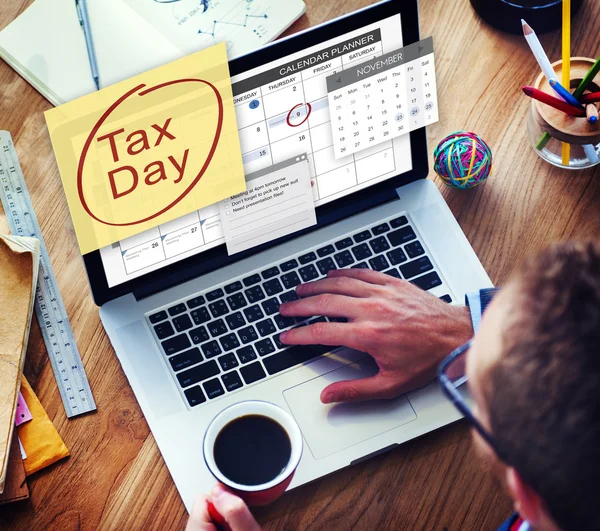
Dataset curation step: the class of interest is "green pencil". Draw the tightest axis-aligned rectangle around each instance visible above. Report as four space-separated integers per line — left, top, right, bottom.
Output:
573 57 600 100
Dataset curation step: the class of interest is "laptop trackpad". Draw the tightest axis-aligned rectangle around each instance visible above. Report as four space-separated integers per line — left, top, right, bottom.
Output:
283 356 417 460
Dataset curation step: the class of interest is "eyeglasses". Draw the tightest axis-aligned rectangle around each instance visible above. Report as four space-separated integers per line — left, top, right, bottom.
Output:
437 340 509 463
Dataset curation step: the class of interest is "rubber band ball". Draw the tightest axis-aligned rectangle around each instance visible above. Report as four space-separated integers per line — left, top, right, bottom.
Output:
433 132 493 189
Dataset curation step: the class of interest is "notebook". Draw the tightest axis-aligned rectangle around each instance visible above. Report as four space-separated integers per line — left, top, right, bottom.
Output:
0 235 40 494
0 0 305 107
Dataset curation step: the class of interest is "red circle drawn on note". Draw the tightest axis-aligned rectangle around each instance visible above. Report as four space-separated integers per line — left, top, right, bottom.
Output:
77 78 224 227
286 103 312 127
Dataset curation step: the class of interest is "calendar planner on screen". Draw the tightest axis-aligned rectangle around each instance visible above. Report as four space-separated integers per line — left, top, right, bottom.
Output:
99 14 420 288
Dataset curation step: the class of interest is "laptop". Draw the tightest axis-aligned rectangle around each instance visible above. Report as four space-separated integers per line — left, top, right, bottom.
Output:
87 0 492 511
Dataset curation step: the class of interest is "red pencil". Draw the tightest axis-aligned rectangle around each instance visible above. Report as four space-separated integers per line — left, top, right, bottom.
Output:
522 86 586 117
580 91 600 104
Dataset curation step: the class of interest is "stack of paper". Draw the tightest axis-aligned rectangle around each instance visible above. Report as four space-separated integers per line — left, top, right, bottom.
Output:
0 235 40 494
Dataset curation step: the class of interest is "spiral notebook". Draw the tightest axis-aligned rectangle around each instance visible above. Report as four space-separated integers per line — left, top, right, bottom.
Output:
0 0 305 107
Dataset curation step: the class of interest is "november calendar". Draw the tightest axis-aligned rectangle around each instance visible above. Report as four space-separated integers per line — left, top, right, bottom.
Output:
326 37 438 159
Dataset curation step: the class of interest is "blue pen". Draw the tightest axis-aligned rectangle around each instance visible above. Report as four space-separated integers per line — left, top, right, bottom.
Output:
549 78 582 108
75 0 100 90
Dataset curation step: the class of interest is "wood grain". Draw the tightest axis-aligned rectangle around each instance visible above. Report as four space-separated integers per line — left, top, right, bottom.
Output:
1 0 599 529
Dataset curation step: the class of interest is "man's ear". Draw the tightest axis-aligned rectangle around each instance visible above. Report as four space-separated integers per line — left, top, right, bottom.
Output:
505 467 543 525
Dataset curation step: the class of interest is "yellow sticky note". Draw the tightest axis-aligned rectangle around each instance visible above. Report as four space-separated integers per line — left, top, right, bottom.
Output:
45 43 245 254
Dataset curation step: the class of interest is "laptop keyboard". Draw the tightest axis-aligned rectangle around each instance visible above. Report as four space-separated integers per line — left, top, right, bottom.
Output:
147 213 453 409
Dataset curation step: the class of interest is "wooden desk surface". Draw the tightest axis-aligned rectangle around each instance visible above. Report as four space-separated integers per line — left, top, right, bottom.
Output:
1 0 599 529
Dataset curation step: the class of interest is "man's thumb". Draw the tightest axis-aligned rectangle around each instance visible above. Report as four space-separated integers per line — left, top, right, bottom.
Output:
320 374 397 404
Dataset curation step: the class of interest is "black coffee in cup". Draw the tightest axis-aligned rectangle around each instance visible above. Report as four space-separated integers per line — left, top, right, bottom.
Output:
214 414 292 486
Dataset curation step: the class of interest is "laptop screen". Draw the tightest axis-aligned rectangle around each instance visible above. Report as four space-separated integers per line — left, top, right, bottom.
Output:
98 12 411 288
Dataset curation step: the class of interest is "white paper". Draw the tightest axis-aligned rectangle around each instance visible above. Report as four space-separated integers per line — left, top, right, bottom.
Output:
219 154 315 255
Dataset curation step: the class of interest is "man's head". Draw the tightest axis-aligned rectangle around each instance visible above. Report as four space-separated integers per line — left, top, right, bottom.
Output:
467 241 600 531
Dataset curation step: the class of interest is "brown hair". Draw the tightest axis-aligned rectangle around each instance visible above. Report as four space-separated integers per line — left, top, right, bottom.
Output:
487 241 600 531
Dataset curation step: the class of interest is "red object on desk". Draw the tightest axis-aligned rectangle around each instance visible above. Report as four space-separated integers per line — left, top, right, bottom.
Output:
581 91 600 104
522 86 586 116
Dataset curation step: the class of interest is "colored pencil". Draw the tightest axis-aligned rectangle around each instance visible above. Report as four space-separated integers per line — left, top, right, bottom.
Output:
586 104 599 123
573 57 600 100
521 20 556 83
580 92 600 104
522 86 586 116
549 79 582 107
561 0 571 165
583 144 599 164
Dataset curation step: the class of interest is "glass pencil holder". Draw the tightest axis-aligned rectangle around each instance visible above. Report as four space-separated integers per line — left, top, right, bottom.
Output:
527 58 600 170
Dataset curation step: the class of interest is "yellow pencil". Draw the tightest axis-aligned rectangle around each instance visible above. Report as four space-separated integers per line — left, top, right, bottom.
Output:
562 0 571 166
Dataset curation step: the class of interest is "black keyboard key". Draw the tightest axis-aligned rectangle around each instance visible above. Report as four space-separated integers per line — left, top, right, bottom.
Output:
308 316 327 325
281 271 301 289
245 285 266 303
203 378 225 399
334 250 355 268
162 334 191 356
353 230 371 243
317 257 337 275
369 255 390 272
256 318 276 337
189 326 210 344
244 305 264 322
168 303 186 317
191 307 211 325
370 236 390 254
351 243 373 260
387 248 408 266
206 288 224 302
372 222 390 235
173 314 193 333
264 278 284 296
335 237 354 250
280 290 299 303
405 240 425 259
388 226 417 247
274 313 295 330
390 215 408 228
384 268 402 279
317 244 335 257
236 346 257 364
261 266 280 279
226 312 246 330
201 340 222 359
222 371 243 392
219 333 240 352
273 333 285 350
208 319 227 337
298 252 316 264
184 386 206 407
227 292 247 311
400 257 434 280
177 360 220 387
351 262 369 269
280 259 298 272
263 344 333 375
440 294 453 304
299 264 319 282
255 338 276 357
262 297 280 315
411 272 442 291
154 321 174 340
169 347 203 372
209 299 228 318
149 310 168 324
224 281 243 294
218 353 239 371
240 362 267 384
238 325 258 344
186 296 205 309
243 274 261 287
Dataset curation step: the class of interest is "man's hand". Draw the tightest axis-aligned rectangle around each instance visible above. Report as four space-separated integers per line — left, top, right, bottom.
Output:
186 485 261 531
279 269 472 404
